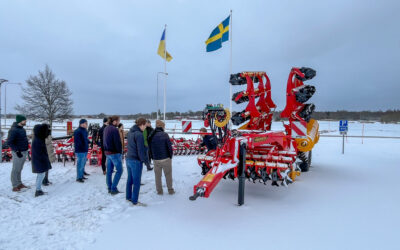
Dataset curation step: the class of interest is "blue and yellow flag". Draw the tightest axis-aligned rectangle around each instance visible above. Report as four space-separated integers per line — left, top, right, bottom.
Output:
205 15 230 52
157 29 173 62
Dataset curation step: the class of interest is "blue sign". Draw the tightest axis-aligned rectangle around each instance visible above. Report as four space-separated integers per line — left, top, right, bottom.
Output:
339 120 348 133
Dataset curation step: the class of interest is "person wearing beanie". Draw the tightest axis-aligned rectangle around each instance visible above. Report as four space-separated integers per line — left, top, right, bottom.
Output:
97 117 109 175
148 120 175 195
74 119 89 182
7 114 29 192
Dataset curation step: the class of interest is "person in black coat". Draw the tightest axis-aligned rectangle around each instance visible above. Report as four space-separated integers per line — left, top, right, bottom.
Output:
97 117 109 175
199 127 217 151
148 120 174 195
31 124 51 197
7 115 29 191
143 119 154 171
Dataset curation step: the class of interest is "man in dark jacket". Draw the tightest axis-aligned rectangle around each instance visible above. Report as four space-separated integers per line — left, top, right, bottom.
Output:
74 119 89 183
149 120 174 195
126 117 149 206
199 127 217 151
7 115 29 192
103 116 123 195
31 124 51 197
143 119 154 171
97 117 108 175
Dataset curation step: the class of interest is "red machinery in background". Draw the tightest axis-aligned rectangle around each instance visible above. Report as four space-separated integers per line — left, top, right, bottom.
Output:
190 67 319 204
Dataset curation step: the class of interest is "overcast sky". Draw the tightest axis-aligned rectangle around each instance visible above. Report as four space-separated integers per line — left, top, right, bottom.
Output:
0 0 399 115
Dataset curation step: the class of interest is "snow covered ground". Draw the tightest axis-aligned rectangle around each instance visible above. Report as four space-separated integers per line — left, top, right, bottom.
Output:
0 123 399 250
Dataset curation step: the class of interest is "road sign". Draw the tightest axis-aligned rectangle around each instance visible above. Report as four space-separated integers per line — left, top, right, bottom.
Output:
339 120 348 134
182 121 192 133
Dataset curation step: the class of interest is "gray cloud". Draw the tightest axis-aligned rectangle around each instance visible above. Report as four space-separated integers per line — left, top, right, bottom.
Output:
0 0 399 115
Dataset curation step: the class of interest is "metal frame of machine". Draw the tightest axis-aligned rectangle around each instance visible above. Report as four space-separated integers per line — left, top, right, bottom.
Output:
190 67 319 204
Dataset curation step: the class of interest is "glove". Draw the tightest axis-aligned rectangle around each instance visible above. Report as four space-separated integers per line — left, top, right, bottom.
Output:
16 151 23 158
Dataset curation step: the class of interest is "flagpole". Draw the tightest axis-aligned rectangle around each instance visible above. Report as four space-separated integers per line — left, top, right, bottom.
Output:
164 24 167 122
229 10 233 112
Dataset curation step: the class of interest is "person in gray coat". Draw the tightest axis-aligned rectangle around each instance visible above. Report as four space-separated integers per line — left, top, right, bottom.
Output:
43 125 56 185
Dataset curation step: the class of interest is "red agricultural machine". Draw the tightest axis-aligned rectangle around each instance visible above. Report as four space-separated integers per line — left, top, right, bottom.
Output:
189 67 319 204
170 137 207 155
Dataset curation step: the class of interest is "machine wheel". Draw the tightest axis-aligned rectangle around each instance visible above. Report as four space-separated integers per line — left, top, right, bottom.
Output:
298 150 312 172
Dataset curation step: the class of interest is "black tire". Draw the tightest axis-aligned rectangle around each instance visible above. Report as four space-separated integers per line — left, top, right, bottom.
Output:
299 150 312 172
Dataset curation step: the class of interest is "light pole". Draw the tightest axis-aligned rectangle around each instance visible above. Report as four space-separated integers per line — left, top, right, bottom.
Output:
0 79 9 163
157 72 168 120
4 82 22 128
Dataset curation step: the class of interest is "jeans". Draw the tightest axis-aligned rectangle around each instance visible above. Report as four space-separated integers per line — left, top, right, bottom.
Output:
126 158 143 204
106 154 123 192
76 153 87 179
36 172 46 191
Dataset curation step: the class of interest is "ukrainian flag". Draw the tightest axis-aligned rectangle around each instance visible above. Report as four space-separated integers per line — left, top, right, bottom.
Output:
205 15 230 52
157 29 173 62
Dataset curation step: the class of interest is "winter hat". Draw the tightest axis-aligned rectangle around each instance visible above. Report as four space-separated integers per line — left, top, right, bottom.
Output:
103 117 108 123
16 114 27 124
79 119 88 125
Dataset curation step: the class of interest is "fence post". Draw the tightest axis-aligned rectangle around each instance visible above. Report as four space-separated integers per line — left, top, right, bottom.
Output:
342 134 345 154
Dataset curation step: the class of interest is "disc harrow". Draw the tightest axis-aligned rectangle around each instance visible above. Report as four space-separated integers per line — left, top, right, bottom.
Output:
190 67 320 203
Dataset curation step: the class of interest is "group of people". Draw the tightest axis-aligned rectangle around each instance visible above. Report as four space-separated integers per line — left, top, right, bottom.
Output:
74 116 175 206
6 114 216 205
7 115 55 197
7 114 175 207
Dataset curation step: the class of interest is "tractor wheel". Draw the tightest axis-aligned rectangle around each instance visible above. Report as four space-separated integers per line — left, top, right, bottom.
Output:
298 150 312 172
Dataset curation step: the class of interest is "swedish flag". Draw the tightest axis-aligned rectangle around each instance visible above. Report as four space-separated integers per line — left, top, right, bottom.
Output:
205 15 230 52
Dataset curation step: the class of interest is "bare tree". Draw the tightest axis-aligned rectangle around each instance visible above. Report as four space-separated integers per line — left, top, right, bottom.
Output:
16 65 73 128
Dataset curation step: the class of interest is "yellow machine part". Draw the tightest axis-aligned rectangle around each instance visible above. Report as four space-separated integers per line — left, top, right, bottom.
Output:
295 119 319 152
238 122 248 130
215 109 231 128
289 171 301 181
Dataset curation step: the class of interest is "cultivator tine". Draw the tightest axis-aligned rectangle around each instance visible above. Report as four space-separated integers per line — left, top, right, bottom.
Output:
270 170 279 187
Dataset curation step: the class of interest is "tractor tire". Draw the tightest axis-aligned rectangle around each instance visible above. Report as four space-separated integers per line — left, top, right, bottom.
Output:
298 150 312 172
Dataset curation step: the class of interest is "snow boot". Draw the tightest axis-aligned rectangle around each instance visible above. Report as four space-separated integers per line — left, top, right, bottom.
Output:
110 189 122 195
76 178 85 183
35 190 46 197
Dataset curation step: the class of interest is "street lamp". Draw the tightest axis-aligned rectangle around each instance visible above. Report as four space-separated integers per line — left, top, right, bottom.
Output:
0 79 9 163
4 82 22 128
157 72 168 120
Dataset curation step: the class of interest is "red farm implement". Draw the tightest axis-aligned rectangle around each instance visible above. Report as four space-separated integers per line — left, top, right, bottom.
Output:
189 67 319 204
170 137 206 155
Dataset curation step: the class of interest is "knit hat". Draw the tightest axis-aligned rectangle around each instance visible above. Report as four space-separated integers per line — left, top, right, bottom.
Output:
103 117 108 123
79 119 88 125
16 115 27 124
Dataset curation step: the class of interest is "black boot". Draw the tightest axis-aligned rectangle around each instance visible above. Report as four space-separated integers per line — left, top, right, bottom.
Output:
35 190 46 197
84 172 90 176
76 178 85 183
146 163 153 171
